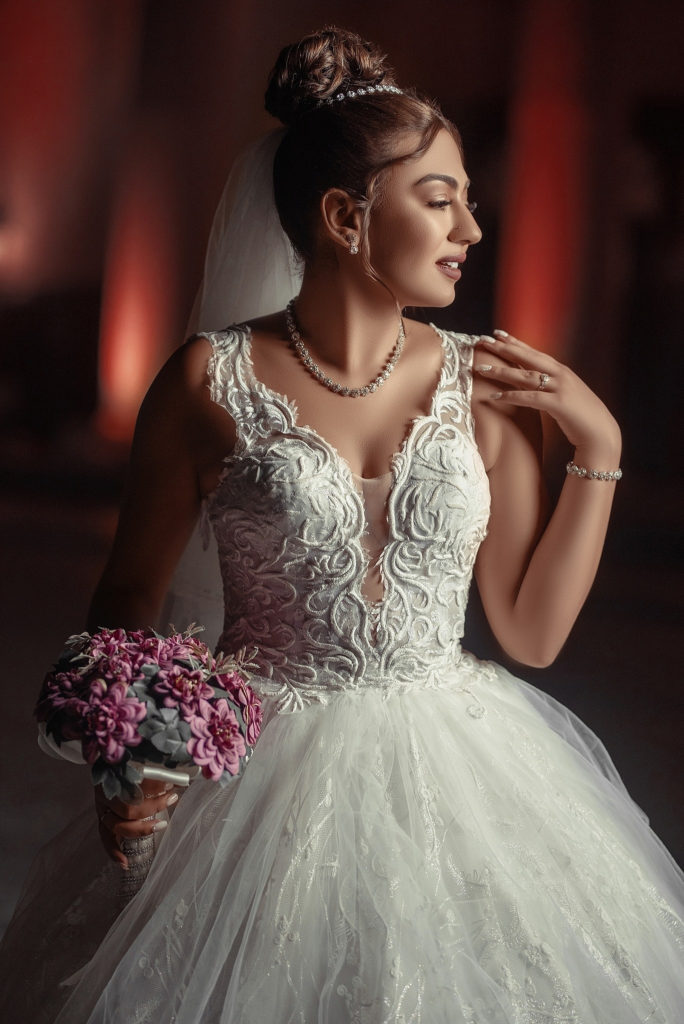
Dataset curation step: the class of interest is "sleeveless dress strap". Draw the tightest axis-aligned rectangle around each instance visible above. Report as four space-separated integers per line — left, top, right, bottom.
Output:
201 324 301 451
428 327 479 440
199 326 254 446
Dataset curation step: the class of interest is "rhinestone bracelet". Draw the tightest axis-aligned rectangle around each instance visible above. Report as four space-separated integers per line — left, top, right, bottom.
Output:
566 460 622 482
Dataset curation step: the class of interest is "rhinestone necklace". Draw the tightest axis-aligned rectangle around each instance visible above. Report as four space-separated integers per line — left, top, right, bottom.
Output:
285 299 406 398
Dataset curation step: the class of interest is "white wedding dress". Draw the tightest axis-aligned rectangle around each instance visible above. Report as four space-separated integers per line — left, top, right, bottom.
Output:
3 324 683 1022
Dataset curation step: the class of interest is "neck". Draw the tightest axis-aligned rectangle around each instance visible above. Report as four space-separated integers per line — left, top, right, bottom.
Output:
291 267 404 375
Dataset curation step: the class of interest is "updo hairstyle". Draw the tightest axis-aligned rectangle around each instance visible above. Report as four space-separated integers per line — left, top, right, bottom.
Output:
265 27 462 272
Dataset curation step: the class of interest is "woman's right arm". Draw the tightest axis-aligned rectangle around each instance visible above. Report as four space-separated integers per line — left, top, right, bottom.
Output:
88 336 215 630
87 333 235 866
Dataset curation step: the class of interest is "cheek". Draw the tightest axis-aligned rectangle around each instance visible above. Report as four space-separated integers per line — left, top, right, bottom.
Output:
368 209 438 274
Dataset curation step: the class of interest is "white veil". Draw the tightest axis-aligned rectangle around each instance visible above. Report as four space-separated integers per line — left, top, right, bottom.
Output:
156 129 303 648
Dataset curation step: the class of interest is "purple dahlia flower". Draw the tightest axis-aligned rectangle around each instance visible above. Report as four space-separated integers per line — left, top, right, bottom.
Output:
153 664 215 712
81 680 147 765
187 698 246 780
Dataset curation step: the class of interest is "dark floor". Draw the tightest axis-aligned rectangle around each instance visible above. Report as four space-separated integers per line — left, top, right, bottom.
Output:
0 468 682 938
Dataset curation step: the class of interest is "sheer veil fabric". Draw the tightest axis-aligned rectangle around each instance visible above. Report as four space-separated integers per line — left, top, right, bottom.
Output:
157 130 303 647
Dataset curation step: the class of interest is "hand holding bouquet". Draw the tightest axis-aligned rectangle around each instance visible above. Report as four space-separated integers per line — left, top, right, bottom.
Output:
35 625 262 897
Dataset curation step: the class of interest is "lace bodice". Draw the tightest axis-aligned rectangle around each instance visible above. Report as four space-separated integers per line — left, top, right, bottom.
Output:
204 324 491 713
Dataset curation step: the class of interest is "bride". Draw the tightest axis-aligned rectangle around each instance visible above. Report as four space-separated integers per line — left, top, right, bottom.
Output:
3 25 683 1024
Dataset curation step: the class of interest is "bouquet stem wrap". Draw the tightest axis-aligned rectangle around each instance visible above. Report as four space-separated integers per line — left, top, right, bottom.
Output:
114 762 199 903
118 827 159 903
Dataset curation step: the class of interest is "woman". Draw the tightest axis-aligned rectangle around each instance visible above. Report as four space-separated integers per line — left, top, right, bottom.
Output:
4 26 683 1024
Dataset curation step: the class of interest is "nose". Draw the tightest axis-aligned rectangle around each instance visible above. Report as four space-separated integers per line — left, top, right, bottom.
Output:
449 204 482 247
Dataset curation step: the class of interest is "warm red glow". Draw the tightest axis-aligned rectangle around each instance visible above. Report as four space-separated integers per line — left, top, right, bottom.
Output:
0 0 94 290
496 0 588 355
0 0 143 294
98 128 180 440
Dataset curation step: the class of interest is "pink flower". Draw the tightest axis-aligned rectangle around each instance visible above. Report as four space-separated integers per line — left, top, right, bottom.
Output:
35 673 89 737
153 665 214 712
87 628 131 660
134 633 196 670
215 670 244 699
243 692 262 746
35 670 89 720
216 672 262 745
186 698 246 780
94 653 136 683
80 680 147 765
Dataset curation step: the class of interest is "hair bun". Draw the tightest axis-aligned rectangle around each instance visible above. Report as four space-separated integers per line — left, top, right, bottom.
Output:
265 26 397 125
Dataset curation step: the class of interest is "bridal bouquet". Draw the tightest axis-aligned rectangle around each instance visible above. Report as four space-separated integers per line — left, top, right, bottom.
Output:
34 626 262 800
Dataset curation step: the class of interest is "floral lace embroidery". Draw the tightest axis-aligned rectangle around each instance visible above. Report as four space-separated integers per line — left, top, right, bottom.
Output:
203 323 491 716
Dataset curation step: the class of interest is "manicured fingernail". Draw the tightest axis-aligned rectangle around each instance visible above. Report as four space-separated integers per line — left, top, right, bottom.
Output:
152 819 168 833
490 391 503 399
163 782 174 792
166 792 179 806
479 335 496 344
476 364 493 372
493 329 508 338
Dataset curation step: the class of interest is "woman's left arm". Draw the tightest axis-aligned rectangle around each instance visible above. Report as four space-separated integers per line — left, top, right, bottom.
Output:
472 330 622 668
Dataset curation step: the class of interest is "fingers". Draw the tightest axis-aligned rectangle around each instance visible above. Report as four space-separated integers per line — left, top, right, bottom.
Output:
95 783 180 870
474 360 555 393
98 814 129 868
109 783 176 822
475 329 620 450
486 388 556 408
474 329 564 407
475 330 558 373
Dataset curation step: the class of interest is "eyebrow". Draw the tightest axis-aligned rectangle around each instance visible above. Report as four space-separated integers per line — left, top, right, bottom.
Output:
414 174 470 190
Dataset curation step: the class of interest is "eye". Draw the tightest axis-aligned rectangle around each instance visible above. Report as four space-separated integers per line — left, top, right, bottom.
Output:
428 198 478 213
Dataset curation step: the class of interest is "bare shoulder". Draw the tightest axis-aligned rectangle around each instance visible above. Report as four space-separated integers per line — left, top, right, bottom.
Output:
135 334 236 478
406 318 445 348
137 334 214 426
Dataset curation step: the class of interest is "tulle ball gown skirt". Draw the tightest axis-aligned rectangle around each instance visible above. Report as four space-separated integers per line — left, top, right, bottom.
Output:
18 658 678 1023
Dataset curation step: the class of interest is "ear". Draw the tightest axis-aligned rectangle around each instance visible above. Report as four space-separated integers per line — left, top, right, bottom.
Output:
319 189 364 251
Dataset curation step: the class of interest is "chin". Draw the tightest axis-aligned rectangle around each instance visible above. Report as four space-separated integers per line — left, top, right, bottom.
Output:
401 288 456 311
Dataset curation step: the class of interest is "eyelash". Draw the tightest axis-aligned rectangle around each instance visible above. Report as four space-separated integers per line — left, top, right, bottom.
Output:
429 199 478 213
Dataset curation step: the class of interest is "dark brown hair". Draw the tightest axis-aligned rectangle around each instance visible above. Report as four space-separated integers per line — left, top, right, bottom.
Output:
265 27 462 271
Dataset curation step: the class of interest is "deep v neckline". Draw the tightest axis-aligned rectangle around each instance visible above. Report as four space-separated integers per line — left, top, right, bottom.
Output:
237 321 451 486
233 321 454 631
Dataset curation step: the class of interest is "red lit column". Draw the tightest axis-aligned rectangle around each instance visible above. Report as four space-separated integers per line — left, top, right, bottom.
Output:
496 0 589 356
97 120 180 440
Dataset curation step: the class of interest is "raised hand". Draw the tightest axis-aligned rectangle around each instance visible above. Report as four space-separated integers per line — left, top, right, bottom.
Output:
475 329 621 463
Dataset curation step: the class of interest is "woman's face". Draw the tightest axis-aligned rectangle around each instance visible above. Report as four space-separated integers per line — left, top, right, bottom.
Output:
366 128 482 308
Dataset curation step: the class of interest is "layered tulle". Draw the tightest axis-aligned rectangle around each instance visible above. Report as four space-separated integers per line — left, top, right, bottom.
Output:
26 660 680 1023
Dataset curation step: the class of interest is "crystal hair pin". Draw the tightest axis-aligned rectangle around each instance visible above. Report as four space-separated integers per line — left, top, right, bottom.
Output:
319 84 403 106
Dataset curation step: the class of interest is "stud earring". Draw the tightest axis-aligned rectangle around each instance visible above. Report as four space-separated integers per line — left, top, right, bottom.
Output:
348 235 359 255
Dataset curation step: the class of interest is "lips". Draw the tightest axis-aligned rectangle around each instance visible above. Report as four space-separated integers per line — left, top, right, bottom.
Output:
436 257 465 281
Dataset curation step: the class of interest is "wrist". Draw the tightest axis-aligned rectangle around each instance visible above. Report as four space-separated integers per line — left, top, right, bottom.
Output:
566 460 622 482
572 434 622 470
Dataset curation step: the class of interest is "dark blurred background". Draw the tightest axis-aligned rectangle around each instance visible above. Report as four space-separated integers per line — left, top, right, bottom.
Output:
1 0 682 936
